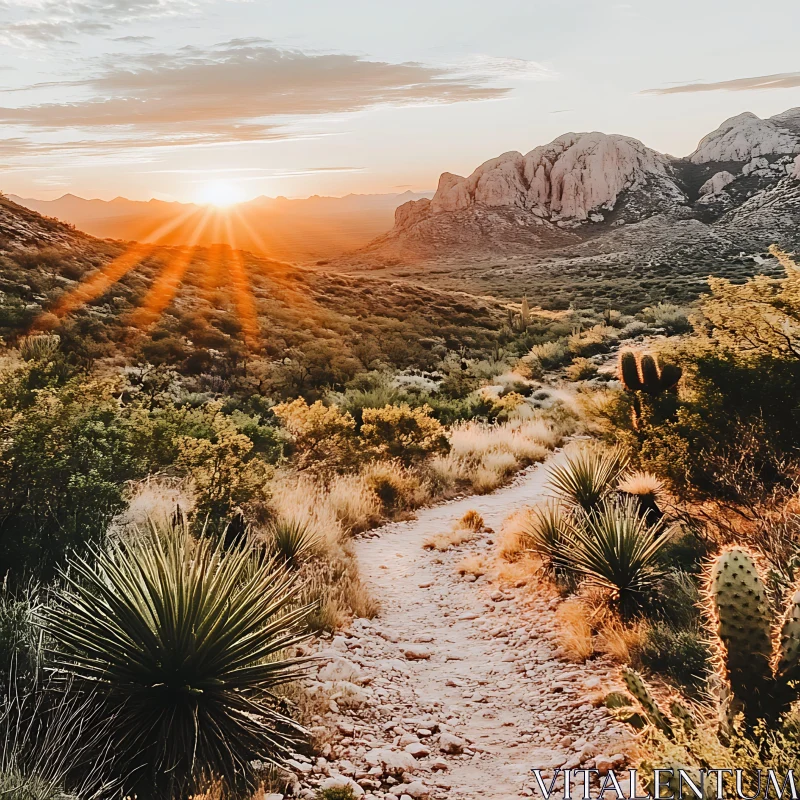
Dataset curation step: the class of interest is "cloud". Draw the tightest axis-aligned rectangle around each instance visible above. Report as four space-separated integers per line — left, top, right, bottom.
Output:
453 55 556 82
0 0 197 46
0 40 513 166
112 35 155 43
642 72 800 95
0 40 508 132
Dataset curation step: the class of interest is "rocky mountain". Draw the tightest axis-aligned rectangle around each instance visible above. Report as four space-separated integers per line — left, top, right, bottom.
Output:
368 108 800 258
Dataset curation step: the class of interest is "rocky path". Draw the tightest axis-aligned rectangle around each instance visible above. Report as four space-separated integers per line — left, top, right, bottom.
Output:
293 460 633 800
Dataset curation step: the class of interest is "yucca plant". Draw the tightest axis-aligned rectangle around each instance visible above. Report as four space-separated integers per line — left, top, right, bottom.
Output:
42 521 313 798
521 501 573 579
269 517 318 568
546 446 630 512
563 497 671 616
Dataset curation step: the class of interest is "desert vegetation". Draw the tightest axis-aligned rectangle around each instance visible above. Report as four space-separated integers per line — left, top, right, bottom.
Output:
491 244 800 776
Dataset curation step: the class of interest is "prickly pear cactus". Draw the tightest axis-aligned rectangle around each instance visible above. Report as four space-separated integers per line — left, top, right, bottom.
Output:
622 667 673 737
669 700 696 734
776 586 800 683
619 350 642 392
709 548 773 702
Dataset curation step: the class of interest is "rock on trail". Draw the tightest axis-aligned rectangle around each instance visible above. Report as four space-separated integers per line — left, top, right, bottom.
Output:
293 461 633 800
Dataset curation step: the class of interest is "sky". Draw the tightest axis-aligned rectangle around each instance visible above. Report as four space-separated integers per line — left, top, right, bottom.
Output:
2 0 800 204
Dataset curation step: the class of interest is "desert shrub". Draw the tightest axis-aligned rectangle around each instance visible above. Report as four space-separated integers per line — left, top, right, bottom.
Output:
316 785 358 800
0 369 145 583
176 403 270 535
568 325 617 357
43 522 311 798
565 357 598 381
272 398 357 472
362 460 426 512
525 339 569 369
360 403 449 466
637 621 711 690
641 302 691 334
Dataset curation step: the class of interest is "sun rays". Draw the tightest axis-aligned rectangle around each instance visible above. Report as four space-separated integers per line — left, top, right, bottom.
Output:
33 203 266 351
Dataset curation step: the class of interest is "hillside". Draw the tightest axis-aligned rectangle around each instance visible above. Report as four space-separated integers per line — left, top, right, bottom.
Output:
0 193 516 395
8 191 433 263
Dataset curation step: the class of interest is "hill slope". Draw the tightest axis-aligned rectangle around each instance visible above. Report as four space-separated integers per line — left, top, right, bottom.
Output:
0 194 516 395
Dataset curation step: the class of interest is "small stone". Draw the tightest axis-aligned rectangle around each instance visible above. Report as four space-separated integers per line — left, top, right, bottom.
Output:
402 645 432 661
403 781 429 799
430 757 448 772
405 742 430 759
438 733 465 754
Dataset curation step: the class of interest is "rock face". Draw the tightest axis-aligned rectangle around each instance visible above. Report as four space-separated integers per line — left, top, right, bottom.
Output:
403 132 684 227
373 106 800 258
689 111 800 164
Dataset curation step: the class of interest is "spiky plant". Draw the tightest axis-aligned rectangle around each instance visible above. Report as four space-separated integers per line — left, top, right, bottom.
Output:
42 521 313 798
521 501 573 577
563 497 671 616
19 334 60 363
269 517 318 569
546 446 630 512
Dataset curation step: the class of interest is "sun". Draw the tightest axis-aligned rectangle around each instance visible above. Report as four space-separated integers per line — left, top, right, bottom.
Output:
197 180 243 208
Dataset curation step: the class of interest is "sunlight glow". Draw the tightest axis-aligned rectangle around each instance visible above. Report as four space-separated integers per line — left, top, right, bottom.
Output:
197 180 244 207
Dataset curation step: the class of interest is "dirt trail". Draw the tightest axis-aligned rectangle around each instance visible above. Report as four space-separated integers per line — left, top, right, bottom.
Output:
294 460 633 800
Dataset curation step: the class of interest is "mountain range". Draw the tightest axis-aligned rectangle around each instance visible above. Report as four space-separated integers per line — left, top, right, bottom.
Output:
8 191 433 263
364 108 800 257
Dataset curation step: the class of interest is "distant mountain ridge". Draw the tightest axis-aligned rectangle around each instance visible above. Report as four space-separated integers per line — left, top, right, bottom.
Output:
368 107 800 257
7 191 433 263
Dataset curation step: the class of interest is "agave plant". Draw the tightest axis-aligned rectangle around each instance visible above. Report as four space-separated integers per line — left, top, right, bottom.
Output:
269 517 318 568
42 521 313 798
562 496 671 616
521 501 573 577
546 445 630 512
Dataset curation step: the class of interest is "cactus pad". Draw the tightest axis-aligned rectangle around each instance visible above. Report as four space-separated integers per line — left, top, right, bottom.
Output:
639 354 661 393
709 548 773 698
622 667 673 737
776 587 800 683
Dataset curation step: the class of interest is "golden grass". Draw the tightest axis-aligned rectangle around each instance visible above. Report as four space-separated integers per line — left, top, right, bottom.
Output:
496 508 534 561
596 617 648 664
457 554 486 577
617 470 665 500
555 597 594 662
326 473 382 533
457 509 484 530
111 476 194 541
423 526 479 551
363 459 430 512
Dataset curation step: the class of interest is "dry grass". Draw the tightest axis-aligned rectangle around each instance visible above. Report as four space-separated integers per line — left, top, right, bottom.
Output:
457 554 487 577
497 508 534 561
617 470 665 501
470 466 506 495
326 473 382 533
596 617 648 664
457 509 484 530
555 597 594 662
363 459 429 512
110 476 195 541
423 526 479 551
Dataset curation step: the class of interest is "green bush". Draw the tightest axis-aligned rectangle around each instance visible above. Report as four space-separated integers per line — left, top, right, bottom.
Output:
638 621 711 691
